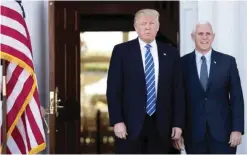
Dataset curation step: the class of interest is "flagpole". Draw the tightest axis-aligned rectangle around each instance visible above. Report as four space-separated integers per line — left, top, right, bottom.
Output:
1 59 7 154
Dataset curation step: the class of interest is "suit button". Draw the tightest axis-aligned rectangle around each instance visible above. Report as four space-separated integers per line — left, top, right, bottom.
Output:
205 98 207 101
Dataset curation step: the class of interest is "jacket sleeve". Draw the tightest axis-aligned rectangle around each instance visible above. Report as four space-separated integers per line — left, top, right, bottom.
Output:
106 45 124 126
229 57 245 134
172 49 185 129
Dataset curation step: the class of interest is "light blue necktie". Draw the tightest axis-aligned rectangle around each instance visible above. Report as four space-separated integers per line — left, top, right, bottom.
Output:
145 44 156 116
200 56 208 91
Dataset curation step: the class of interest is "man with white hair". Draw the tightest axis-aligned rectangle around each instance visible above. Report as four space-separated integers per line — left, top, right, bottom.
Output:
107 8 185 153
173 21 245 154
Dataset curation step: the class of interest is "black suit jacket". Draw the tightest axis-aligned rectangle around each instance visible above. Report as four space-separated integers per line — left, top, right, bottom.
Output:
106 38 185 140
182 50 244 142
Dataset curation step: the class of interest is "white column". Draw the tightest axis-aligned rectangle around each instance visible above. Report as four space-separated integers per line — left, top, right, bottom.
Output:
212 1 239 55
180 1 247 153
179 1 198 56
197 1 215 23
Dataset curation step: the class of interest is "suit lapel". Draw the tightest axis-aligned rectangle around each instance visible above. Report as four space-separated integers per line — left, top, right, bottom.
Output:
131 38 146 89
206 50 217 92
190 51 205 92
156 41 168 93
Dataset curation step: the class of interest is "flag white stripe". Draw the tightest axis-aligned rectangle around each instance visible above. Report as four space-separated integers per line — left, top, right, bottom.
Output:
25 111 38 148
1 15 27 38
1 1 23 17
1 34 32 60
30 97 46 138
7 136 22 154
7 69 29 113
16 118 28 153
6 63 16 83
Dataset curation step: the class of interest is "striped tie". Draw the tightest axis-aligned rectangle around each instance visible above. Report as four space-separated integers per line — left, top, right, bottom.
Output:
145 44 156 116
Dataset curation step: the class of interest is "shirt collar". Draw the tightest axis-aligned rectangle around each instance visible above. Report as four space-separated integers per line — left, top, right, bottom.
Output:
138 37 156 52
195 49 212 63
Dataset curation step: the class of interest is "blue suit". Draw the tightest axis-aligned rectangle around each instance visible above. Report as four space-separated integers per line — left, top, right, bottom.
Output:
107 38 185 153
182 50 244 153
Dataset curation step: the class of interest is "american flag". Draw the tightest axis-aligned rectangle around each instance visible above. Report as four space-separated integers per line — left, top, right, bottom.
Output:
0 0 46 154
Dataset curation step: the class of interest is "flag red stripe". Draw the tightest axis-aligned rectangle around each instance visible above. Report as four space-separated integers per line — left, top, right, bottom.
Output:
26 104 44 144
33 89 42 116
0 25 31 52
11 127 26 154
7 147 10 154
7 76 33 130
0 6 32 54
0 44 34 69
0 6 26 33
6 66 22 99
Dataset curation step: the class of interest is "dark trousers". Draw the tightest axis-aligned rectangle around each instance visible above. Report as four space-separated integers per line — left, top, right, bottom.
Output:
115 113 176 154
185 123 236 154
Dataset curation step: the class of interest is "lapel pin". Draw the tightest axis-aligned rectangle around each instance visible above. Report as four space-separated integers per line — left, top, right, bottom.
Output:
214 61 216 64
163 53 166 56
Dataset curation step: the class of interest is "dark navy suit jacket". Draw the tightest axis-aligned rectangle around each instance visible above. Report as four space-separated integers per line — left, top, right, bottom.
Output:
182 50 244 142
106 38 185 140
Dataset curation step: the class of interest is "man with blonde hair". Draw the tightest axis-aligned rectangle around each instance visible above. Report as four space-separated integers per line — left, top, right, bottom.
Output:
107 8 185 153
173 21 244 154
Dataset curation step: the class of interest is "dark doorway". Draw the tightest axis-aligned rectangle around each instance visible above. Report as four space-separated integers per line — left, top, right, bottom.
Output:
49 1 179 154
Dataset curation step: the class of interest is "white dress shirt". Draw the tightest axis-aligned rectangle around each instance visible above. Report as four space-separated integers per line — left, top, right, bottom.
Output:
195 49 212 78
138 38 159 95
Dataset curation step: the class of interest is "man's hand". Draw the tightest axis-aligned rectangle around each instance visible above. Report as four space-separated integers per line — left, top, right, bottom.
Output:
40 106 47 117
171 127 182 140
114 122 128 139
229 131 242 147
172 136 184 150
